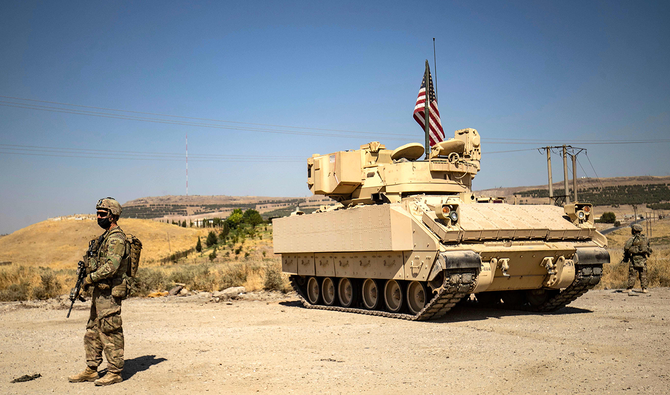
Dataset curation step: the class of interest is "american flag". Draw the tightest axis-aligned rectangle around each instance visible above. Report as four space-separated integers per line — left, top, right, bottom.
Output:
413 67 444 147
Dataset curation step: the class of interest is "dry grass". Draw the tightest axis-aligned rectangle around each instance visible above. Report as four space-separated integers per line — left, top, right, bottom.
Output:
0 220 287 300
6 214 666 300
0 216 209 269
599 218 670 289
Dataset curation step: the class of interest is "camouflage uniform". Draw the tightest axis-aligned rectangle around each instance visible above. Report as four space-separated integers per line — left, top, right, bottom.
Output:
84 225 129 374
623 224 652 291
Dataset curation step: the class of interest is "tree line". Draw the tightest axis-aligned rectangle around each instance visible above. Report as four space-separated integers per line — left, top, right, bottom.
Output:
516 183 670 207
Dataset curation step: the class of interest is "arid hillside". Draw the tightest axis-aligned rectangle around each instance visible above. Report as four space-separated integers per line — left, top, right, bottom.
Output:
0 216 208 269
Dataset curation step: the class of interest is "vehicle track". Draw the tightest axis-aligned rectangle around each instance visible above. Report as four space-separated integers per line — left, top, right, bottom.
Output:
290 269 478 321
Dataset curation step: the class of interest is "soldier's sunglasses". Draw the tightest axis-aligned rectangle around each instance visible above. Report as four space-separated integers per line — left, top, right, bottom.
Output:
97 210 109 217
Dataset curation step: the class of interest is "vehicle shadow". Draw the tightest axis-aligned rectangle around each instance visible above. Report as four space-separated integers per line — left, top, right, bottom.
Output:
432 303 593 323
279 297 593 323
279 300 304 307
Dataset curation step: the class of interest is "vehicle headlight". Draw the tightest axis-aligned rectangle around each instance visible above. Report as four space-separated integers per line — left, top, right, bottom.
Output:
449 211 458 222
578 211 585 220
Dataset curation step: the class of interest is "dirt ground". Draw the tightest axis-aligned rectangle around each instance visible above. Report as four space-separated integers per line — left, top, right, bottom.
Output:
1 288 669 395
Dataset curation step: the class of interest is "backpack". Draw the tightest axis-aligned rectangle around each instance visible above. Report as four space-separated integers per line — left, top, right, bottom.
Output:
629 235 649 255
112 233 142 299
125 233 143 278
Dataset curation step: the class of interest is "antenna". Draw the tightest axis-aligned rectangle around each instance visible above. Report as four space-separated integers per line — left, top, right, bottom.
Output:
433 37 438 102
186 133 189 196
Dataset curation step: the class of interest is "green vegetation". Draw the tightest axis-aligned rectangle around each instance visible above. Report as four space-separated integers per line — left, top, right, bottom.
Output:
124 200 303 220
206 231 218 248
261 205 320 220
648 203 670 210
598 212 616 224
516 183 670 206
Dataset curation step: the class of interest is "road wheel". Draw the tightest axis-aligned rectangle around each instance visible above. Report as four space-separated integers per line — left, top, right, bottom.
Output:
406 281 427 315
306 277 320 305
384 279 404 313
322 277 337 306
361 278 381 310
338 278 356 308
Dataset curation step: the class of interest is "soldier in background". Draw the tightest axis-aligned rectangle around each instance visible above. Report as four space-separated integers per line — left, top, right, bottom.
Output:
68 197 128 386
623 223 653 295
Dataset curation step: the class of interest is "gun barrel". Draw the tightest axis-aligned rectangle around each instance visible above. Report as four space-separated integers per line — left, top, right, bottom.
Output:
66 260 87 318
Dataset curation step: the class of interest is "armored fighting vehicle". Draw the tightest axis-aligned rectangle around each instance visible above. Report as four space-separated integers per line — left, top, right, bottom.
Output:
273 128 609 320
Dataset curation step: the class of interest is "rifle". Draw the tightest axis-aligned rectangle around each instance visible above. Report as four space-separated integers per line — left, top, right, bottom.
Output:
66 260 87 318
66 237 100 318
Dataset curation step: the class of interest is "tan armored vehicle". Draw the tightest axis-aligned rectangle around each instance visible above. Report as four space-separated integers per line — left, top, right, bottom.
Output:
273 128 609 320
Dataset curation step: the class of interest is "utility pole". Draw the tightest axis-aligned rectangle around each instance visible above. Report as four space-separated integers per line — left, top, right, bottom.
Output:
546 147 553 204
572 153 578 202
562 145 570 204
541 145 585 206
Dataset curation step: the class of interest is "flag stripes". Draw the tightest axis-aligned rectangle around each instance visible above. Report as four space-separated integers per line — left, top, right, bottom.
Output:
413 69 444 147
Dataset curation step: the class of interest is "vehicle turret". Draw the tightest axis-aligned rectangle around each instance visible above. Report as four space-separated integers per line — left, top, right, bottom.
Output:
308 128 481 206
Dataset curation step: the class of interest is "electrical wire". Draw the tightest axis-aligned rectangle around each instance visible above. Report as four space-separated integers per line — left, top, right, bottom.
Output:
0 144 303 162
584 151 607 190
2 95 669 146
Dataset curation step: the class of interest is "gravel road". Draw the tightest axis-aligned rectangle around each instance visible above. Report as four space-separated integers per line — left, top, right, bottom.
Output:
1 288 668 394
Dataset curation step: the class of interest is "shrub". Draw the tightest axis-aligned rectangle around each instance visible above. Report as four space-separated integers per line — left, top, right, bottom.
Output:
132 268 168 296
219 264 248 289
169 265 213 291
0 282 31 301
263 265 284 292
206 231 218 248
600 212 616 224
32 271 62 300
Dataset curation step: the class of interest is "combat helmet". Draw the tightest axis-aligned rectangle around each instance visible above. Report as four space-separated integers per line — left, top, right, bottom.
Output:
96 197 122 216
631 223 643 233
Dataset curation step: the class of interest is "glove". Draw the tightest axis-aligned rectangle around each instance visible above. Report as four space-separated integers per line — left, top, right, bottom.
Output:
84 275 94 286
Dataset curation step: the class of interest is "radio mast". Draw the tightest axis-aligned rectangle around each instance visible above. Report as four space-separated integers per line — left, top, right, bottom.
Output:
186 133 189 196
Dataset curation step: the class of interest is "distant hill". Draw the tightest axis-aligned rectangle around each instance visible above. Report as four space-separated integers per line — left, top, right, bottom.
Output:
477 176 670 206
123 194 332 221
0 215 208 269
120 176 670 222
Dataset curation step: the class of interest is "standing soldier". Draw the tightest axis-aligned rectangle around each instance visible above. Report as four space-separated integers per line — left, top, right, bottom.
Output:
623 223 653 295
69 197 128 386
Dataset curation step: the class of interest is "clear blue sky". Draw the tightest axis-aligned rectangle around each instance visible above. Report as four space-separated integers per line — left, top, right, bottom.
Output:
1 0 669 234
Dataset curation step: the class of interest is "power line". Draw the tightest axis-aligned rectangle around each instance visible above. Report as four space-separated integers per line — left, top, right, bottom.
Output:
2 95 669 146
584 151 607 190
0 143 301 159
0 97 419 141
0 95 417 137
0 144 304 162
484 148 537 155
0 142 541 161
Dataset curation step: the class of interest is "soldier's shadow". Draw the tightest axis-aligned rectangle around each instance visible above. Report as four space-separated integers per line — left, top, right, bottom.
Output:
105 355 167 380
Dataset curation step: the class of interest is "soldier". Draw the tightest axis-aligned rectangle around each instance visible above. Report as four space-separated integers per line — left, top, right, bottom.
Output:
68 197 129 386
623 223 653 296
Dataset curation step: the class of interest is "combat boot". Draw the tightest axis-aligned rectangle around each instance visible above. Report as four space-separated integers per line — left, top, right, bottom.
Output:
642 288 649 294
627 289 637 296
68 367 98 383
94 372 123 386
